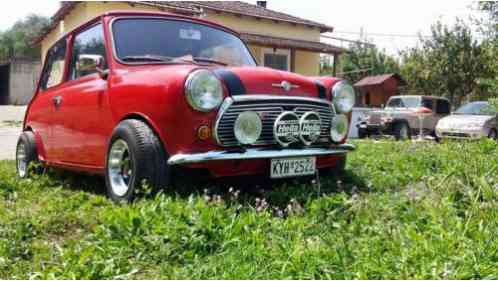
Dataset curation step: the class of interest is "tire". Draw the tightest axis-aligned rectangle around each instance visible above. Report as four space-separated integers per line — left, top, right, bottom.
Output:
393 122 411 141
16 131 41 178
319 155 347 178
358 129 368 139
489 129 498 140
105 119 169 202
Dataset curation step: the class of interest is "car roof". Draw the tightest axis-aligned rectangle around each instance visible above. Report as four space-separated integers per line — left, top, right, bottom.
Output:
389 95 449 101
69 10 241 39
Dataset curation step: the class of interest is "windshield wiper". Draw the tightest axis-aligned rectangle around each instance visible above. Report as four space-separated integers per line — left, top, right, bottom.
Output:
121 55 175 62
192 57 228 66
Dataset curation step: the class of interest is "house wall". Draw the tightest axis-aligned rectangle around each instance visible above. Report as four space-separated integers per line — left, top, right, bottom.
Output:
8 61 42 105
40 2 321 76
294 50 319 76
358 78 399 107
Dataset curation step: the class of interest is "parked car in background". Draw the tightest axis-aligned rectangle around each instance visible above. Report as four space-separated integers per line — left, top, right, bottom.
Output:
435 101 497 140
357 95 451 140
16 11 356 202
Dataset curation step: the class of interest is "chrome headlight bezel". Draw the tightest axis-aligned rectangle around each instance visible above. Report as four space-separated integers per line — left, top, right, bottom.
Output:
185 69 223 112
330 114 349 143
234 111 262 145
332 81 355 113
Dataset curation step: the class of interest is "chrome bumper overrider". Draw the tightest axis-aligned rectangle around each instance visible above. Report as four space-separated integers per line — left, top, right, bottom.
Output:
168 143 355 165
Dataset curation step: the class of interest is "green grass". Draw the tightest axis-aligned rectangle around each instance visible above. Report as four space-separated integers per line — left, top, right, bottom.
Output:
1 139 497 279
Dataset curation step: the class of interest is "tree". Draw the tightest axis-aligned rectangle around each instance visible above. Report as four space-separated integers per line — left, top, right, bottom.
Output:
0 14 50 61
400 19 496 106
339 42 400 83
320 35 400 83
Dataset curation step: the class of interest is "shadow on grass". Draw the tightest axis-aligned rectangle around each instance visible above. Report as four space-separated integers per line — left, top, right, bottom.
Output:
40 164 367 216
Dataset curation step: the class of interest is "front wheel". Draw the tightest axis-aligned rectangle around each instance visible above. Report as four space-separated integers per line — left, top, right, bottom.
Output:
393 122 411 141
105 120 170 202
489 129 498 140
16 131 41 178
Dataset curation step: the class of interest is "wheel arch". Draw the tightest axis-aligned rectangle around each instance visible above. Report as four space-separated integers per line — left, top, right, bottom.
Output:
117 112 170 154
22 125 47 161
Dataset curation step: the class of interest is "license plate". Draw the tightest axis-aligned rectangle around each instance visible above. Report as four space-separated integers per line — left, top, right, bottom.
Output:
270 157 316 179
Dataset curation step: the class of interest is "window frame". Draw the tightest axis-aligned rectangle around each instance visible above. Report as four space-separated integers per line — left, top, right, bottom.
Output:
261 47 291 71
39 37 69 92
68 22 108 82
109 16 257 67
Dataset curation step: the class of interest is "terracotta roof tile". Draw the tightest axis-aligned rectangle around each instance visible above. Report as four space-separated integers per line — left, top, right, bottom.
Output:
354 73 406 87
152 1 333 32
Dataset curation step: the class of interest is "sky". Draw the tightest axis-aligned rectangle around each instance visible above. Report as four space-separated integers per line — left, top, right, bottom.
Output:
0 0 485 55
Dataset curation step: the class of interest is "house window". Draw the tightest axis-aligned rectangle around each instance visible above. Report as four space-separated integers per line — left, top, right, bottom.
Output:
262 48 290 71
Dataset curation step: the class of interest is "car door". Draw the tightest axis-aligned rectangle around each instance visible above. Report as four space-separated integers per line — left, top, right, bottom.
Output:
28 38 68 163
56 23 112 167
421 98 438 130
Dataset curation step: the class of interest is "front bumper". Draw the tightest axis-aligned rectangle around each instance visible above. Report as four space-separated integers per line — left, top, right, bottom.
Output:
436 128 486 139
168 143 355 165
357 122 393 135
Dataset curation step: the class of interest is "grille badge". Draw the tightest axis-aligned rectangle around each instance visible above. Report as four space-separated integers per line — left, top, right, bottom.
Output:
272 81 299 92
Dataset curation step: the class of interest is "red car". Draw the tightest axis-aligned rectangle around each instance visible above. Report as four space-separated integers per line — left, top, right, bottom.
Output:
17 11 355 202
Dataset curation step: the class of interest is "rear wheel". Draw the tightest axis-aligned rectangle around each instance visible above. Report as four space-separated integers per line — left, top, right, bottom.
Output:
105 120 169 202
16 131 41 178
393 122 410 141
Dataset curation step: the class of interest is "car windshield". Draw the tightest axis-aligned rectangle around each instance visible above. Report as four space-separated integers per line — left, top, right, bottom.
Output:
386 97 421 108
112 18 256 67
454 102 496 115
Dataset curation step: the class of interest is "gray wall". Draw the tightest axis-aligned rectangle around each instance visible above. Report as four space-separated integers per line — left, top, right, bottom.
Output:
8 60 41 105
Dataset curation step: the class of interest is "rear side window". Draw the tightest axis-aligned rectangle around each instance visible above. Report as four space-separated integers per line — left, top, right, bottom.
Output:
436 99 450 114
421 98 433 110
69 24 107 80
40 39 67 90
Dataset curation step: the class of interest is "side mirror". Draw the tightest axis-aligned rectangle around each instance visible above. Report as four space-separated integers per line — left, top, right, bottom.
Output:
76 54 108 79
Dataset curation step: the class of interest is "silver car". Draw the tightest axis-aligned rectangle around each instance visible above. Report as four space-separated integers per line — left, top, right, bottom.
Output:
436 101 498 140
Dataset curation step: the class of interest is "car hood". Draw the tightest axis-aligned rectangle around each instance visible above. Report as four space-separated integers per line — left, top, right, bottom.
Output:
438 114 494 128
216 66 331 99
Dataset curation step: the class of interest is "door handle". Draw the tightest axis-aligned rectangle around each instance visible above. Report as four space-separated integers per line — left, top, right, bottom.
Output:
52 95 62 107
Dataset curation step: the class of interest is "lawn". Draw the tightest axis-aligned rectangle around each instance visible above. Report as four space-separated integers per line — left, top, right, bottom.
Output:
0 139 497 279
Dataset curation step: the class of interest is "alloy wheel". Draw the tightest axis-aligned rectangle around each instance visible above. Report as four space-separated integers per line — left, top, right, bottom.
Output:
108 139 134 197
16 143 27 178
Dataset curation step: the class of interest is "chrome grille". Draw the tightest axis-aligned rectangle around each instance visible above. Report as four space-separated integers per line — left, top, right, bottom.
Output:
215 96 335 147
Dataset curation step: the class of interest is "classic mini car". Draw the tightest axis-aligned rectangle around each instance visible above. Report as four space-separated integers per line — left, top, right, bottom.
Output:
435 101 497 139
16 11 356 202
357 95 451 140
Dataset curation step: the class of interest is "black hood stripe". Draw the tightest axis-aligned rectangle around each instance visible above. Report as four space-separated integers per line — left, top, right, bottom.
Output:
214 69 246 95
315 80 327 100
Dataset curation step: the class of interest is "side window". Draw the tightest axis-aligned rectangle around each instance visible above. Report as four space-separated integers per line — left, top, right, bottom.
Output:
436 99 450 114
421 98 433 110
69 24 107 80
40 39 67 90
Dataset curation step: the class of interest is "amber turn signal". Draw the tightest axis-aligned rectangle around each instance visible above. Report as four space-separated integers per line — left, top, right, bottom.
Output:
197 125 211 140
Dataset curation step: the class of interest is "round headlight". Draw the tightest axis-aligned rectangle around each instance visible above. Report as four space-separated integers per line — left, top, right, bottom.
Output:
330 114 349 142
332 81 355 113
234 111 262 145
185 69 223 112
